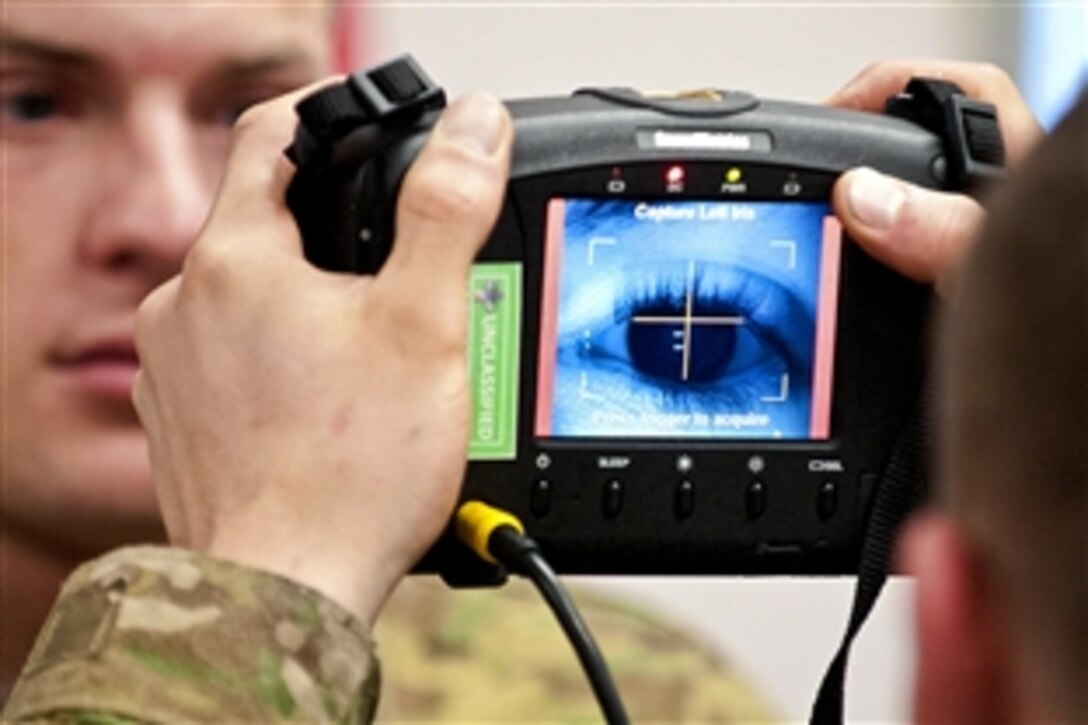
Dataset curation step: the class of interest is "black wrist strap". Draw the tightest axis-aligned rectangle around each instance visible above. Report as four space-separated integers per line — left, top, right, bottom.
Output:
809 396 930 724
886 78 1004 190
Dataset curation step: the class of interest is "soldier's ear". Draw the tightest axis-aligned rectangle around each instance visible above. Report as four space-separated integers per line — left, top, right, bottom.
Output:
899 513 1017 723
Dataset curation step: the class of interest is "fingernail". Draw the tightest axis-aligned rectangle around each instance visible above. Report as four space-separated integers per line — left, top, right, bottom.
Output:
848 167 907 230
436 93 507 156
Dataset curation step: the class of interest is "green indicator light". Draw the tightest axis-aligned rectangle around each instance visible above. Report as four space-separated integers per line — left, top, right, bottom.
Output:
725 167 743 184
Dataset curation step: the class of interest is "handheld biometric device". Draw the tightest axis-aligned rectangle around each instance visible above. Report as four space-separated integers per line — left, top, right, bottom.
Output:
286 56 1003 586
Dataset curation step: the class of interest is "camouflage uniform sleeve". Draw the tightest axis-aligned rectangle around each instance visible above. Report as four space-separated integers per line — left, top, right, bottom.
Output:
3 546 380 723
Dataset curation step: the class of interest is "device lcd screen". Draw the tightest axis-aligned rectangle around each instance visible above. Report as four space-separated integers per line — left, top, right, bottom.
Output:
535 198 842 440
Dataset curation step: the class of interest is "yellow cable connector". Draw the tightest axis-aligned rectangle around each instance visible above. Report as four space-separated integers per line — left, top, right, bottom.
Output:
455 500 525 565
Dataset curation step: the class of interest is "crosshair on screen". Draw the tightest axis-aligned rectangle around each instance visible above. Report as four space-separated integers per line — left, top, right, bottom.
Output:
535 198 841 440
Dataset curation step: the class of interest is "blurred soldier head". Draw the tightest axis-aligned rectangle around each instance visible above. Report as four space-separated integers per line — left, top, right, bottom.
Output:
902 92 1086 723
1 1 338 681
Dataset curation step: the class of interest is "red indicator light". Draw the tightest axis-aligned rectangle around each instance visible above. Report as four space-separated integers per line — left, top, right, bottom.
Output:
666 165 685 184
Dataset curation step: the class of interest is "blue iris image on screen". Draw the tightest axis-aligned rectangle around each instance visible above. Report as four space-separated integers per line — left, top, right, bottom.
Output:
540 198 835 440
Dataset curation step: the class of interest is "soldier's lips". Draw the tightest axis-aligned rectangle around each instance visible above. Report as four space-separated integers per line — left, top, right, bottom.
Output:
54 344 140 402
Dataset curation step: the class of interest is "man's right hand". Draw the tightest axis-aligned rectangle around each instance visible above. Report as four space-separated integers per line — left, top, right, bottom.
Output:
828 60 1043 292
133 86 513 628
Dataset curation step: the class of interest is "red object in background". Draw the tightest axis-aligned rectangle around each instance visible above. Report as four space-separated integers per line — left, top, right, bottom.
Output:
332 2 367 72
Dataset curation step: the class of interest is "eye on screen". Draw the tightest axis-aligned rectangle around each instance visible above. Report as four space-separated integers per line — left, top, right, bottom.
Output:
535 198 841 440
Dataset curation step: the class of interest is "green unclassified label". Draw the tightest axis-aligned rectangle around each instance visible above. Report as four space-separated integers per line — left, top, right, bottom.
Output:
467 263 521 460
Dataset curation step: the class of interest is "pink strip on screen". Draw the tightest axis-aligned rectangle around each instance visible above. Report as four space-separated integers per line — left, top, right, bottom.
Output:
809 216 843 439
534 200 566 436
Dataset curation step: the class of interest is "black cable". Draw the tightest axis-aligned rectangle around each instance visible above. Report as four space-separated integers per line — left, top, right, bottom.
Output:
489 526 630 725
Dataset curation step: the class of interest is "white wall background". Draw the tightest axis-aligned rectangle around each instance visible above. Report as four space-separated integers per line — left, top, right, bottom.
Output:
361 3 1075 722
367 2 1024 102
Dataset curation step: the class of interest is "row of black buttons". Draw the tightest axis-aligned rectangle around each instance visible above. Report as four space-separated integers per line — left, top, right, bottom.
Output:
530 478 840 521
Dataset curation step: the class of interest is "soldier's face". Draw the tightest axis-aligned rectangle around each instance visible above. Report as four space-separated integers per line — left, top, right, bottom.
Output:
1 3 332 553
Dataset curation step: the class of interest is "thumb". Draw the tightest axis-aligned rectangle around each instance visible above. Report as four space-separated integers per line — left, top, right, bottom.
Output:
833 167 985 291
380 93 513 301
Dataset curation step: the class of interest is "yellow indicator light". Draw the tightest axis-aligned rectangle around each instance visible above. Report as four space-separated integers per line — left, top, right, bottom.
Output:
725 167 743 184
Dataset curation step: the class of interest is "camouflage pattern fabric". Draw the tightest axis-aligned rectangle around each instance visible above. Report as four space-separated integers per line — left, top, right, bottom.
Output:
377 578 775 722
5 547 776 723
3 546 378 723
